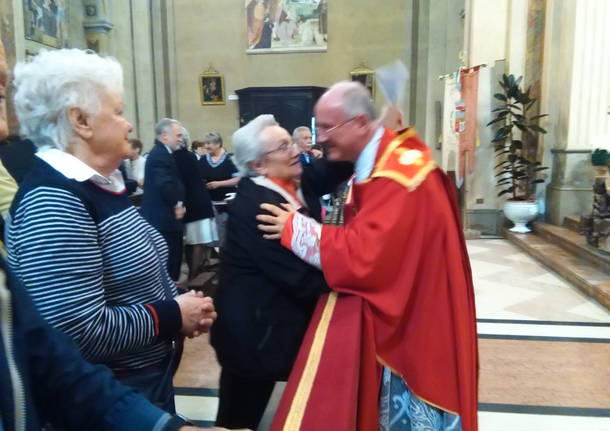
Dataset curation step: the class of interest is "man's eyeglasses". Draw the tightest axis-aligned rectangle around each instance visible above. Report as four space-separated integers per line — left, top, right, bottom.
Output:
315 117 357 136
263 141 295 156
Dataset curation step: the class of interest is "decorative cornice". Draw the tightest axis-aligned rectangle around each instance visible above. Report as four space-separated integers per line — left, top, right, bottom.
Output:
83 20 114 34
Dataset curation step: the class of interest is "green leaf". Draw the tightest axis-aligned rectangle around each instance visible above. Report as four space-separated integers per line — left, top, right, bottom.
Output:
498 188 514 197
515 76 523 88
502 74 510 89
529 125 547 134
530 113 549 121
534 166 549 172
487 117 506 127
494 160 511 169
492 106 509 113
532 179 546 184
494 93 507 101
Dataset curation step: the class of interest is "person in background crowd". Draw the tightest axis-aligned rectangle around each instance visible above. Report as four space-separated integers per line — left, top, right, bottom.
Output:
141 118 187 281
199 131 240 247
124 137 146 188
292 126 322 165
191 140 207 159
173 127 218 279
7 48 216 414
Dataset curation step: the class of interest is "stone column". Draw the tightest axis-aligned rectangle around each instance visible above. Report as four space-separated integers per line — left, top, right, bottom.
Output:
82 0 113 54
542 0 610 225
0 0 18 134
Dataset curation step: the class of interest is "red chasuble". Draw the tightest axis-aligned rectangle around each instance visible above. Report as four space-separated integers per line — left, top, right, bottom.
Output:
272 128 479 431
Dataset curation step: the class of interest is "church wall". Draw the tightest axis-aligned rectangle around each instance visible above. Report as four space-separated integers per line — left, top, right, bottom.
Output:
171 0 410 148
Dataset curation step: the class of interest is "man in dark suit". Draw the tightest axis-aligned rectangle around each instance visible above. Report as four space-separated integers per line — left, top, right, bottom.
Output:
292 126 322 165
141 118 186 281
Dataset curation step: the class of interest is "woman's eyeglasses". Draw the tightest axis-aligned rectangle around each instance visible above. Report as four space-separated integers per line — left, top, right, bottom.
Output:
263 141 296 155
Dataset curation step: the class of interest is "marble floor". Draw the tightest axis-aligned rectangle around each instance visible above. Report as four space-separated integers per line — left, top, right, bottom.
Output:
173 239 610 430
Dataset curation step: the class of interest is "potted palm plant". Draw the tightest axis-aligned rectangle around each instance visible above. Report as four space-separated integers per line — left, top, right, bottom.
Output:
488 74 548 233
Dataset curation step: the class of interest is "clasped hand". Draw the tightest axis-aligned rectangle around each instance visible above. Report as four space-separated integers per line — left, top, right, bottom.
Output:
175 290 217 338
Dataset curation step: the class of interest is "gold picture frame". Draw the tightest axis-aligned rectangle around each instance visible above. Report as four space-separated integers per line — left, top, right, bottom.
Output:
199 71 225 105
350 66 375 98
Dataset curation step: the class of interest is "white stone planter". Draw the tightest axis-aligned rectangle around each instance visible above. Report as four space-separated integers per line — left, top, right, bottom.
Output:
504 200 538 233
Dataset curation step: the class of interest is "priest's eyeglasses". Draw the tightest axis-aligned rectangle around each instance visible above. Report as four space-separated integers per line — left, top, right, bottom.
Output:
315 117 357 136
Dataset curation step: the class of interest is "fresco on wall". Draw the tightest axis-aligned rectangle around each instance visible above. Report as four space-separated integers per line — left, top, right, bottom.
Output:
246 0 327 53
23 0 68 48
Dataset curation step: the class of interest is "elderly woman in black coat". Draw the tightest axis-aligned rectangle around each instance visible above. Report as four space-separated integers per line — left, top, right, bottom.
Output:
173 127 218 279
210 115 351 430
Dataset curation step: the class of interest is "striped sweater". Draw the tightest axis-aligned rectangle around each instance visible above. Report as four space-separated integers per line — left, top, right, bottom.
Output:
6 157 181 372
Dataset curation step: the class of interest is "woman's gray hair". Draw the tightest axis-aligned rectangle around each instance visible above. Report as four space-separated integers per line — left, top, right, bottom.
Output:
13 48 123 151
180 126 191 149
232 114 278 177
203 131 223 147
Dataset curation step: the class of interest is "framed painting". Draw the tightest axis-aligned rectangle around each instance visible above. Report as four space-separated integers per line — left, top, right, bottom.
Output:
200 73 225 105
23 0 69 48
350 66 375 98
246 0 328 54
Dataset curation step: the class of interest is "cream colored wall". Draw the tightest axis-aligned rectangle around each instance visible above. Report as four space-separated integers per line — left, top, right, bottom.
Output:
465 0 529 211
470 0 507 67
172 0 409 148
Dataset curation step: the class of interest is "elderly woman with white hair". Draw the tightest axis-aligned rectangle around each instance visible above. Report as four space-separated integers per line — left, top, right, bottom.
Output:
210 114 352 430
6 48 216 413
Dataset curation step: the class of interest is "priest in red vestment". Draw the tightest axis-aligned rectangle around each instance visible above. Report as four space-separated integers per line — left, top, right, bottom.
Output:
257 81 478 431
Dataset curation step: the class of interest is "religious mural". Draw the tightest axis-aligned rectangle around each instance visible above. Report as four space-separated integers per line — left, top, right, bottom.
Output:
246 0 327 53
23 0 68 48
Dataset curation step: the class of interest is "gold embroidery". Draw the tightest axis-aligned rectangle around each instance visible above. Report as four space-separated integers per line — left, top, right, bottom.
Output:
283 292 339 430
371 160 437 192
398 149 424 166
373 128 416 173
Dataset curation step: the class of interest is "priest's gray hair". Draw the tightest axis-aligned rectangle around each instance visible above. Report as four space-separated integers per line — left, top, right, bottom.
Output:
13 48 124 151
232 114 278 177
155 118 181 138
331 80 377 121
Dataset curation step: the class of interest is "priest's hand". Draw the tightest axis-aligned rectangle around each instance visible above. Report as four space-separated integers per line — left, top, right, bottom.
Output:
380 105 404 131
257 202 296 240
